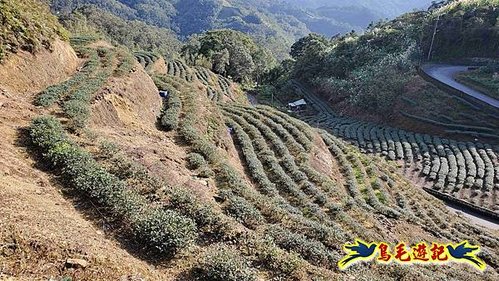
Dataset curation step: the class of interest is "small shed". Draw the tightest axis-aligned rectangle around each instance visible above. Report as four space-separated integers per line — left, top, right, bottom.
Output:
287 99 307 111
159 90 169 98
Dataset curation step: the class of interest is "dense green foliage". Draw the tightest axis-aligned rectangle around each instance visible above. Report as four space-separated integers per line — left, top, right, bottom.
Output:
187 153 206 170
48 0 435 60
159 91 182 131
28 116 197 254
423 0 499 59
155 75 183 131
281 0 433 18
58 5 181 55
270 16 422 113
182 30 276 83
0 0 68 61
265 0 499 114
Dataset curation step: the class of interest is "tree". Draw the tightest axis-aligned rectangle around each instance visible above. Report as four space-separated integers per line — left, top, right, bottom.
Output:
212 48 230 75
181 29 276 83
227 43 255 83
290 33 330 60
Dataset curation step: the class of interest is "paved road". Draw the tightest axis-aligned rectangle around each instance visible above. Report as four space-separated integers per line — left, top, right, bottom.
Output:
444 202 499 230
422 64 499 109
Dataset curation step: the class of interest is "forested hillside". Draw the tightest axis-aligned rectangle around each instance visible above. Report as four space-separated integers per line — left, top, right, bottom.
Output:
423 0 499 59
265 0 499 127
47 0 435 59
282 0 434 18
57 5 181 55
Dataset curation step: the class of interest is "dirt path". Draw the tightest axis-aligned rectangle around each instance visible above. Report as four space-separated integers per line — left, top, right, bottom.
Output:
421 64 499 109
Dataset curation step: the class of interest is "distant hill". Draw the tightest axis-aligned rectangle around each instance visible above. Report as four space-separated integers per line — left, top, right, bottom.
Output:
281 0 434 18
48 0 434 59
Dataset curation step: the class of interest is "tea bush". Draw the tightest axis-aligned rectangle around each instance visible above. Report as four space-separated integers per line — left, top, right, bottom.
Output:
196 244 257 281
29 116 197 254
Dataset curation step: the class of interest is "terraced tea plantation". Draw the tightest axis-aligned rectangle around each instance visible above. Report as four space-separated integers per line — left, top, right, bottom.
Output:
134 51 160 71
219 104 499 276
161 59 238 102
289 81 499 219
166 59 195 82
25 36 499 280
399 86 499 141
36 36 134 131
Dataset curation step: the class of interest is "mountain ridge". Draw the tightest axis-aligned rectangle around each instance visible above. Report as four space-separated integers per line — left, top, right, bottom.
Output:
47 0 435 59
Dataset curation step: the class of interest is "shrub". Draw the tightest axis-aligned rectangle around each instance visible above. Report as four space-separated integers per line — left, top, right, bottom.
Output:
169 188 233 238
254 238 303 276
98 143 163 194
198 166 215 178
159 91 182 131
221 191 264 228
187 153 206 170
59 48 114 131
63 99 90 130
196 244 257 281
264 225 337 267
133 208 197 254
99 140 120 157
115 48 135 76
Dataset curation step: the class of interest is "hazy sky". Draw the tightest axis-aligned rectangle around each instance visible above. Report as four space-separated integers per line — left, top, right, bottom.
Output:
280 0 435 17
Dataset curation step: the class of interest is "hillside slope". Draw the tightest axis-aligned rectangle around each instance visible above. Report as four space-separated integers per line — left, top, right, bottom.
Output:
1 1 499 280
267 0 499 142
281 0 433 17
2 33 498 281
0 38 176 280
0 0 69 62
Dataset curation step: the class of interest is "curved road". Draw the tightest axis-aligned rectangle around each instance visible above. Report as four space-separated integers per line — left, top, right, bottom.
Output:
422 64 499 109
444 202 499 230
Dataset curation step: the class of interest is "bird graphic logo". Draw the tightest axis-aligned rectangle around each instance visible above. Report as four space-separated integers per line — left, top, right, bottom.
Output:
338 239 486 271
446 241 486 271
338 239 377 270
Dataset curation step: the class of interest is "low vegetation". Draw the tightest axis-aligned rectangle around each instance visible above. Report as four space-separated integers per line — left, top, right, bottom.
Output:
62 47 115 131
28 116 197 254
35 47 99 107
58 5 181 55
196 244 257 281
456 64 499 100
159 89 182 131
397 80 499 142
0 0 69 61
12 0 499 280
290 80 499 218
263 0 499 117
